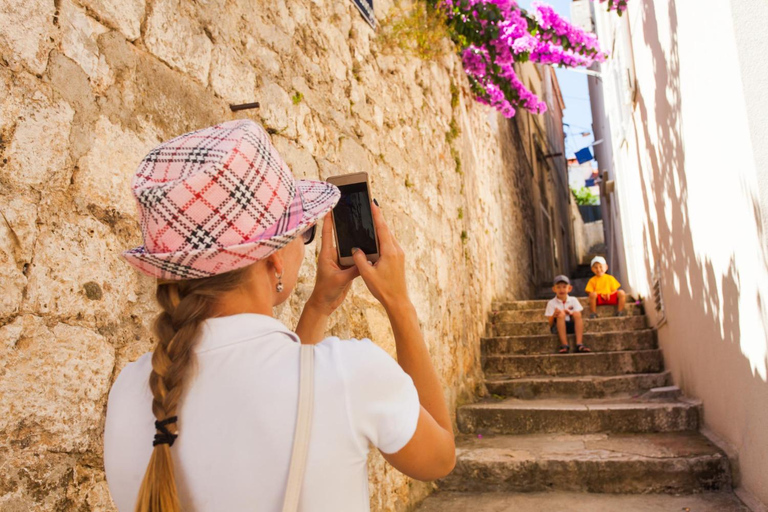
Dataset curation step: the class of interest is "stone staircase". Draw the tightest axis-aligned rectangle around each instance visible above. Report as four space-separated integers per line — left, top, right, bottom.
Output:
417 298 749 511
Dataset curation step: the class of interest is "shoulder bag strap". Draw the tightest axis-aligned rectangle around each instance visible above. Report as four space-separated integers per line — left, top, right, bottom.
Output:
281 344 315 512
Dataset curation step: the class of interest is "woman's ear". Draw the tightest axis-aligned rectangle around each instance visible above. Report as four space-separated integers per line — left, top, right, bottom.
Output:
267 251 284 276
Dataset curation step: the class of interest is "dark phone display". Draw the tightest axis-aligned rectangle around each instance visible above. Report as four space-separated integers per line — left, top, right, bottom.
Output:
333 183 377 257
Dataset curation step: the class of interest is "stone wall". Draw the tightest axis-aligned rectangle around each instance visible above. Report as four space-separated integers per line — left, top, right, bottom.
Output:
0 0 534 509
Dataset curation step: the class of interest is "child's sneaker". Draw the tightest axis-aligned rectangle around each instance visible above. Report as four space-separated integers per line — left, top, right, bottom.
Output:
615 311 627 317
589 313 598 319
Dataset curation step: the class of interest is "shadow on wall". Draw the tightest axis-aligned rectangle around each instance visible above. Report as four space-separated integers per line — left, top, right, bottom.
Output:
632 0 768 499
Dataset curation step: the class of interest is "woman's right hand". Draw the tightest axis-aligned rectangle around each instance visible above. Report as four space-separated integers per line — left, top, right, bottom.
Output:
351 202 409 310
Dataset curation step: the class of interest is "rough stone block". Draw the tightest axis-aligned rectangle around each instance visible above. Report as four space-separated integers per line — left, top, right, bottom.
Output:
3 95 74 191
339 136 374 175
255 81 294 135
59 0 113 92
97 32 227 138
73 116 158 217
210 45 256 104
0 0 56 74
0 315 114 453
0 193 38 319
144 0 212 85
79 0 145 41
271 136 319 180
21 210 141 327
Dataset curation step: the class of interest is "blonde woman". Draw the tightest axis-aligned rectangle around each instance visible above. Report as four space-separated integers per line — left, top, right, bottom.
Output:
103 120 455 511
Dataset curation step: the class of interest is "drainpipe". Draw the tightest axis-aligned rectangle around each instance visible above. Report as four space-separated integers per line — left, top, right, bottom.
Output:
585 3 616 274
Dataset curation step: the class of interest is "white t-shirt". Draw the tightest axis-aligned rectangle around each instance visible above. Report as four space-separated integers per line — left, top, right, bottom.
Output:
103 314 421 512
544 295 583 321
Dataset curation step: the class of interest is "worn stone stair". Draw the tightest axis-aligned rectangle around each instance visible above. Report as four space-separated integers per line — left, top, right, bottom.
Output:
417 492 749 511
483 329 656 354
418 297 743 511
440 432 730 494
491 315 647 336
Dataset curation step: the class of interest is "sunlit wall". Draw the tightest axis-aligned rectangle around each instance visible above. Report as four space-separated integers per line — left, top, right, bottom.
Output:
595 0 768 506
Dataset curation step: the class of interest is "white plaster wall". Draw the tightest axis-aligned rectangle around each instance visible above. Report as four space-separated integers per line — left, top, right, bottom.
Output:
595 0 768 505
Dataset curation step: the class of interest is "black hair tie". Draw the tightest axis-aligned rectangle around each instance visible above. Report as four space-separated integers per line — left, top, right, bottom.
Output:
153 416 179 447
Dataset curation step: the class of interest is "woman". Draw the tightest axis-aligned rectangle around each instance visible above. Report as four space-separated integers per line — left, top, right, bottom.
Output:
103 119 455 511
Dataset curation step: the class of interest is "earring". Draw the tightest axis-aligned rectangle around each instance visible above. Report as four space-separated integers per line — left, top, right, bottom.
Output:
276 273 284 293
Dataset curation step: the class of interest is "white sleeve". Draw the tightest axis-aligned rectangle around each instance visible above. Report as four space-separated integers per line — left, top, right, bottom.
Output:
338 339 421 454
544 300 556 317
571 298 584 312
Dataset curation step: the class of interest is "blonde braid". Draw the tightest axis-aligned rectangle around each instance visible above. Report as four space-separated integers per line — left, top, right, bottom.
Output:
134 267 252 512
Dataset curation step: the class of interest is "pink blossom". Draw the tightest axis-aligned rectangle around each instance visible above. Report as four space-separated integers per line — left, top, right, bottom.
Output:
440 0 605 117
462 46 490 77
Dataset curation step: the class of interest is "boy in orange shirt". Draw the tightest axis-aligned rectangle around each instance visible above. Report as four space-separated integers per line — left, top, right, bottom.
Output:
586 256 626 318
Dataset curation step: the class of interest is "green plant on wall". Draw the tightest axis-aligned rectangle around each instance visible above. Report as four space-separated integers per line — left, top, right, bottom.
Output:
571 186 599 205
377 0 450 60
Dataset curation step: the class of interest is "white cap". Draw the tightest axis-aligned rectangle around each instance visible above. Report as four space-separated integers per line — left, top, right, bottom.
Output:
591 256 607 267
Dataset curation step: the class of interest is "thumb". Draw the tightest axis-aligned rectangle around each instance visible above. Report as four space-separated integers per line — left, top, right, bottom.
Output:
351 248 373 278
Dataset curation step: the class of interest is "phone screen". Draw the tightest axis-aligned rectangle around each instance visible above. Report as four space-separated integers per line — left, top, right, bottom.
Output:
333 182 377 257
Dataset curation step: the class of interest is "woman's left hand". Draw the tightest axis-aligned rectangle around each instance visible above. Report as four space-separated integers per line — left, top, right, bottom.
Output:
306 213 360 315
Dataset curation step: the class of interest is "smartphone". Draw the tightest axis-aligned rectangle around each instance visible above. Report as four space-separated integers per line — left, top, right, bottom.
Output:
326 172 380 267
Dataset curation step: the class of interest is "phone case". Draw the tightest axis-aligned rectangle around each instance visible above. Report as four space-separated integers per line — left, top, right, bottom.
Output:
326 172 380 267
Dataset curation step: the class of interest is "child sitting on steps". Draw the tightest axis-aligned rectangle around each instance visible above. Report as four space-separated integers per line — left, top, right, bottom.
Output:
586 256 627 319
545 275 590 354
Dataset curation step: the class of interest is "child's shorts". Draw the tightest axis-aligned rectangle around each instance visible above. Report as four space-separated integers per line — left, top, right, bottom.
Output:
596 292 619 306
551 320 575 334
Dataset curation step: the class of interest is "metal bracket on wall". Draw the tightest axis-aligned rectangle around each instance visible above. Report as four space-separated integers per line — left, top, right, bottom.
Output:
230 102 260 112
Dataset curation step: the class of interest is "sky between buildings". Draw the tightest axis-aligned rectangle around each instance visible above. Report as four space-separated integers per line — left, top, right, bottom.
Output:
517 0 596 161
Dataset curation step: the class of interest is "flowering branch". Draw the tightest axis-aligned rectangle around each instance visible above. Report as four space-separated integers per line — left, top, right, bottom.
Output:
437 0 607 118
595 0 628 15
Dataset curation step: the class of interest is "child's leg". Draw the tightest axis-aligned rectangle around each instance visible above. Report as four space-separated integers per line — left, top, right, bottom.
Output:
617 290 626 311
556 315 569 349
572 312 583 345
588 292 598 317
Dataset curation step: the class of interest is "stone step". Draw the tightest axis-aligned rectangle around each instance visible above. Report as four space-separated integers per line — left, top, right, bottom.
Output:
493 298 640 312
483 329 656 355
416 491 749 512
483 349 664 378
439 432 731 494
457 397 700 435
491 315 647 336
493 303 640 322
485 371 672 400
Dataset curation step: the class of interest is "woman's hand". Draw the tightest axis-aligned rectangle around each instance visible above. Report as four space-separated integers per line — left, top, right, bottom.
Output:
306 213 360 315
351 203 409 311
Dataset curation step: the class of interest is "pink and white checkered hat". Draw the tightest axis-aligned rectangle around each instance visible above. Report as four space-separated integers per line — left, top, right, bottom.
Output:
122 119 340 280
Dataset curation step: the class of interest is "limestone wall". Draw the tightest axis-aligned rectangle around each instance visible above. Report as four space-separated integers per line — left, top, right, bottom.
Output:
0 0 534 509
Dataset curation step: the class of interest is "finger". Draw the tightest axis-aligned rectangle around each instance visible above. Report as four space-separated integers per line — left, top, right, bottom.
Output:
319 213 334 258
338 263 360 281
351 248 374 278
370 202 394 252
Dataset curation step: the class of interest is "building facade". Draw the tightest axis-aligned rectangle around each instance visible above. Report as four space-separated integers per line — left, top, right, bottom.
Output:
0 0 580 509
589 0 768 507
515 62 577 287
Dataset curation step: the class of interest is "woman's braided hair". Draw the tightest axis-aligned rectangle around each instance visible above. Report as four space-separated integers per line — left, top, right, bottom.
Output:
134 265 252 512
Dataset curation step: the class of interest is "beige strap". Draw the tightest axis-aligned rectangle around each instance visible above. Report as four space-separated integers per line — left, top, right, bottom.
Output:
281 344 315 512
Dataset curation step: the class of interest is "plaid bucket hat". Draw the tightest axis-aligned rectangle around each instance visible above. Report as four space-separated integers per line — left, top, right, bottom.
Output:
122 119 340 280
